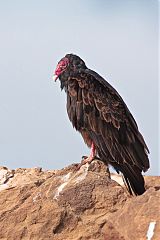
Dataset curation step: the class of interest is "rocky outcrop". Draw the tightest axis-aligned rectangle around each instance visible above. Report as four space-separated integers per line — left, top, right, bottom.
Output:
0 161 159 240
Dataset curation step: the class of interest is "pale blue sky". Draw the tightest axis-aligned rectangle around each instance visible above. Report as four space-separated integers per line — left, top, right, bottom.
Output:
0 0 159 175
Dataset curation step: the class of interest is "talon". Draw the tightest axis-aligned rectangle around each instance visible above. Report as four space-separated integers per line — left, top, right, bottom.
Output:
76 156 94 170
81 156 94 165
75 142 96 170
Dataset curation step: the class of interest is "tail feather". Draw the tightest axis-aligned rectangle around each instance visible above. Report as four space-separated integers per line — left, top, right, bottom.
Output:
118 164 145 195
122 174 133 195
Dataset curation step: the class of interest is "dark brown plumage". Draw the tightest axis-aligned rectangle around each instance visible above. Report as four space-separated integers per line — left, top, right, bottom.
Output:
53 53 150 195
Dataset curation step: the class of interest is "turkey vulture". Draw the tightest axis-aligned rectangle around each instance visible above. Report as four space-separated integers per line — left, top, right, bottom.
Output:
53 54 150 195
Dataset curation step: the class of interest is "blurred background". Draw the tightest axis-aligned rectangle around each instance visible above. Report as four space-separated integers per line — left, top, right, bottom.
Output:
0 0 159 175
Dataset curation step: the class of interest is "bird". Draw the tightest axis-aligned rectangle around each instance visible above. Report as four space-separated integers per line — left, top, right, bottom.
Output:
53 53 150 195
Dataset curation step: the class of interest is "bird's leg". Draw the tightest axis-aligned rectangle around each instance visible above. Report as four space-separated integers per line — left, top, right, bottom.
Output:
82 142 96 164
77 142 96 169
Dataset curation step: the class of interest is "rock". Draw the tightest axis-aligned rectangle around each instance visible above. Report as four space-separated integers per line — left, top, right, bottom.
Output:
0 161 159 240
107 187 160 240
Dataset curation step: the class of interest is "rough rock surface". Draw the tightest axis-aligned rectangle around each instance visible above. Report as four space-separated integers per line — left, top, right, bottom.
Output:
0 161 159 240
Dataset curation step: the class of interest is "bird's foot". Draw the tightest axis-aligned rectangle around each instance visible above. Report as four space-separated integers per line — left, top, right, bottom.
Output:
81 155 95 165
76 155 95 170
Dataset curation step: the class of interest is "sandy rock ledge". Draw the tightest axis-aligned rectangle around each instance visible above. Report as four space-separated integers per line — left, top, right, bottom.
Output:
0 161 159 240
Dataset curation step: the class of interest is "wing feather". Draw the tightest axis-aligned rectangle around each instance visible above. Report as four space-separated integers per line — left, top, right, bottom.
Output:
76 69 150 172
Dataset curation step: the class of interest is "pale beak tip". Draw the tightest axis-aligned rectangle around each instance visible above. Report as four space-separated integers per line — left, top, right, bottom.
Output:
52 75 58 81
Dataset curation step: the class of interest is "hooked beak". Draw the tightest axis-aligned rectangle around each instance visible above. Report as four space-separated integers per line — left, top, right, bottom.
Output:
52 74 59 81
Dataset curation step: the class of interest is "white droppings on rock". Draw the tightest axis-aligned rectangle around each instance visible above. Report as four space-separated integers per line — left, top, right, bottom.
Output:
0 168 13 184
53 165 90 200
0 168 14 191
74 163 89 184
146 221 156 240
0 183 8 191
54 172 71 199
61 172 71 182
